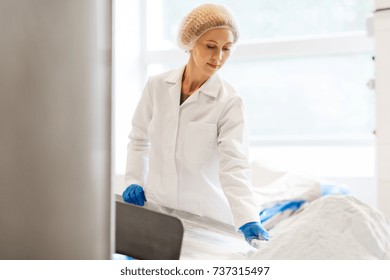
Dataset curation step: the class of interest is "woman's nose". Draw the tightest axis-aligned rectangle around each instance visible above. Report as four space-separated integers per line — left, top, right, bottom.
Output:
212 49 223 61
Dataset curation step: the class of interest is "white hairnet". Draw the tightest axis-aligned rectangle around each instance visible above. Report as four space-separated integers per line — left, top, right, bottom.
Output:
177 3 240 51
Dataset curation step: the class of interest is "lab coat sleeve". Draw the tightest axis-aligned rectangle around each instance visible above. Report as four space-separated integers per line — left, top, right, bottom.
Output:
124 79 153 190
217 96 260 230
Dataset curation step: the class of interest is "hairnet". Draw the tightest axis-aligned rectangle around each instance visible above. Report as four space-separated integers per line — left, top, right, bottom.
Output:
177 3 240 51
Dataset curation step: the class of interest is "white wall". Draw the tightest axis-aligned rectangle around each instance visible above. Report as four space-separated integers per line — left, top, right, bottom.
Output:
113 0 143 176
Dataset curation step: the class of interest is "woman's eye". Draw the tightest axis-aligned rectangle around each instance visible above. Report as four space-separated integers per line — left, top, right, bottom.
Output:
207 45 215 49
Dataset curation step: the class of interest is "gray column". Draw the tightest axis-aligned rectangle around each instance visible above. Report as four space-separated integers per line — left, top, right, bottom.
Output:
0 0 112 259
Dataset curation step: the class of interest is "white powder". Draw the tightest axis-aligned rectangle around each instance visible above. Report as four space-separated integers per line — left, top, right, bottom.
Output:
248 195 390 259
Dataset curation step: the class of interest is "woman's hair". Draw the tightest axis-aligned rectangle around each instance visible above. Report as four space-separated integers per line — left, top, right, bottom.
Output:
177 3 240 51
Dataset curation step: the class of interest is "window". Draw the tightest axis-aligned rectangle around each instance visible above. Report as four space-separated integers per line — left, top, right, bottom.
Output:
147 0 373 47
221 54 375 138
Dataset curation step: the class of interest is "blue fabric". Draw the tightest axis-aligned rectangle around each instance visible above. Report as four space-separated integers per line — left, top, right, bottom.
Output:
258 183 350 224
259 200 306 223
320 183 350 196
112 253 135 260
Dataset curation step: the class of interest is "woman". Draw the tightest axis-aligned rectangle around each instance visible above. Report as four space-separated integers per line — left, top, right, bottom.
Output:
123 3 269 244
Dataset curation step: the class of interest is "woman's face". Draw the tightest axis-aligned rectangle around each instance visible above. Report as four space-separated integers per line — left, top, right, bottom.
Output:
190 28 234 77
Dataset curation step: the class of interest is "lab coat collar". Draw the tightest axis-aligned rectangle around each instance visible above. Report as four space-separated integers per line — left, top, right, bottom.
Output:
164 65 186 85
199 74 222 98
164 65 222 99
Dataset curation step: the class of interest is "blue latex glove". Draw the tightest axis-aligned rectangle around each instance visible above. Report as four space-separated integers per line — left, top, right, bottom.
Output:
122 184 147 206
239 221 270 243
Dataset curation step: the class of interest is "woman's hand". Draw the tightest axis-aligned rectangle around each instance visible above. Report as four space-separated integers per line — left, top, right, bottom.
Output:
122 184 147 206
239 221 270 243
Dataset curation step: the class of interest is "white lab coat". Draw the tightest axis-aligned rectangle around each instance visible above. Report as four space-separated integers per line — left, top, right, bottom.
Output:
125 66 260 229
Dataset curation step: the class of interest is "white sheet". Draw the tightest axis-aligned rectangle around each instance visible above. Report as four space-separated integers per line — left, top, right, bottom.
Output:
248 195 390 260
147 194 390 259
166 195 390 260
251 160 321 210
138 162 390 260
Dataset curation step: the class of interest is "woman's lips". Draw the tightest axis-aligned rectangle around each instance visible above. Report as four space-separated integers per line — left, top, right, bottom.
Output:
207 63 219 69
